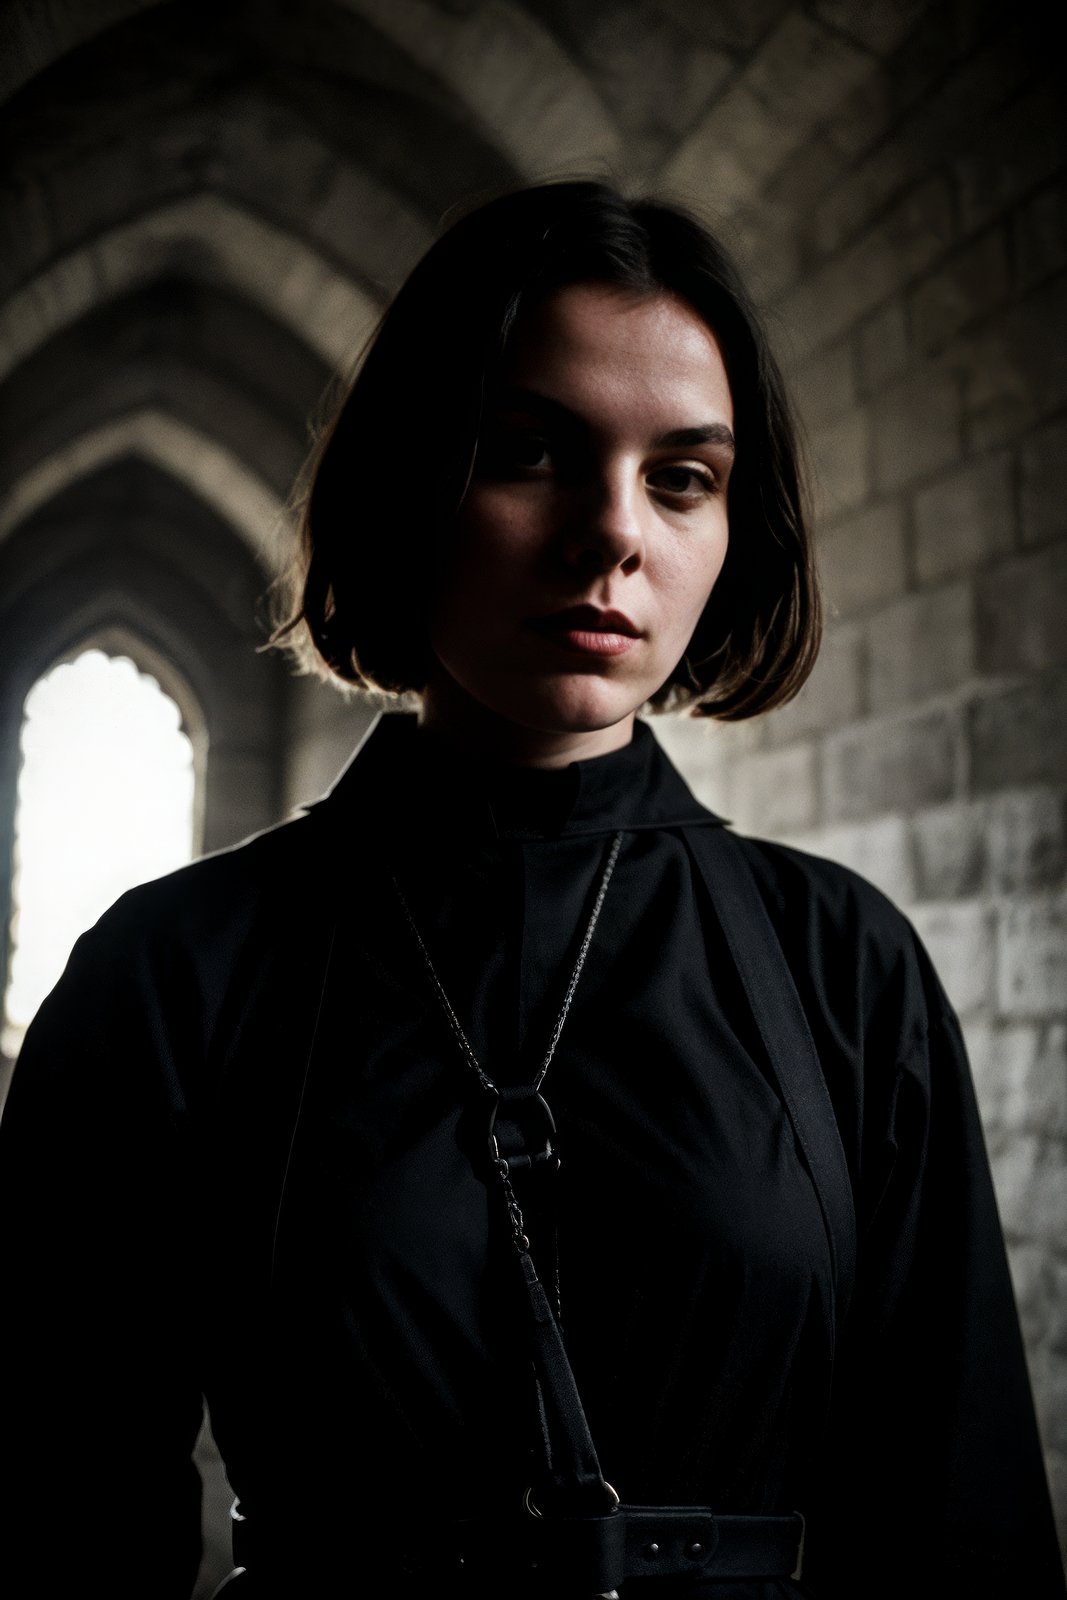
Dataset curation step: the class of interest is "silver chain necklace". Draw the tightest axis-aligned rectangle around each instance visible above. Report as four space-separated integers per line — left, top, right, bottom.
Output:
391 828 623 1097
390 829 624 1257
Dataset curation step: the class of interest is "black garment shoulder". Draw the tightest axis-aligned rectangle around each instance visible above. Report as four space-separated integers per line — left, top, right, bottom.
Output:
63 794 941 1205
80 795 934 1083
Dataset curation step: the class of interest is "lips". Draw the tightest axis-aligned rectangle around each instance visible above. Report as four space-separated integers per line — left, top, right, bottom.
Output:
527 604 642 658
529 604 641 638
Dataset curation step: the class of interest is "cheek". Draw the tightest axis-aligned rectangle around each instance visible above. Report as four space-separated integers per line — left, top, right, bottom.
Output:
440 497 534 598
662 528 729 642
429 512 530 662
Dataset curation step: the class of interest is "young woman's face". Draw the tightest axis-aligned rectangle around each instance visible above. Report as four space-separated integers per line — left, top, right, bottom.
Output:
424 283 735 762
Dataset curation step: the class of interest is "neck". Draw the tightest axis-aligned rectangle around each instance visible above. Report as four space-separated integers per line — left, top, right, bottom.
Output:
418 676 635 769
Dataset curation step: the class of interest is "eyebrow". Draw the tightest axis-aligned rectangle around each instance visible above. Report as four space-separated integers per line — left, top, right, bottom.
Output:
494 386 736 456
652 423 735 453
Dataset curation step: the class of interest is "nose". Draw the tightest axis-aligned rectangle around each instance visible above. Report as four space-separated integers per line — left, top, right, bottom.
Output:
558 467 644 577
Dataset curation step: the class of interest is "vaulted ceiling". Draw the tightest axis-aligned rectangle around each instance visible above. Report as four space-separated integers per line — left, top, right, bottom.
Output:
1 0 942 610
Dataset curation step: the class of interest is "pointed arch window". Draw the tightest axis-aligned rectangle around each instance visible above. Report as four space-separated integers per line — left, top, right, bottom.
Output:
2 646 200 1058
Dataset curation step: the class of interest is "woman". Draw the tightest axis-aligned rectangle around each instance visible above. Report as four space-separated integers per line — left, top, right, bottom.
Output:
0 182 1062 1599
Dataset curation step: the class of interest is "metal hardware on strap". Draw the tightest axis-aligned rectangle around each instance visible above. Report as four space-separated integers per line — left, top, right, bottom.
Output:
523 1481 620 1519
488 1084 561 1173
488 1085 562 1261
437 1503 804 1588
625 1508 804 1582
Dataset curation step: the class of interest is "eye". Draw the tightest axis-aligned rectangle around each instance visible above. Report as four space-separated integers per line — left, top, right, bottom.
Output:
648 464 717 502
476 426 551 477
510 432 551 470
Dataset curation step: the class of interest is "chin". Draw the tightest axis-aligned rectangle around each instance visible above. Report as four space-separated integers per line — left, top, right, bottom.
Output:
494 674 649 737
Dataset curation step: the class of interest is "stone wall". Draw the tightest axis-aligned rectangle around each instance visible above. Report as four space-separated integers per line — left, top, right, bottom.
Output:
656 8 1067 1544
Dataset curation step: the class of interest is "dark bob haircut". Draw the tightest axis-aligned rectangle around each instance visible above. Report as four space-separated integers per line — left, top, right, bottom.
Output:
274 180 819 719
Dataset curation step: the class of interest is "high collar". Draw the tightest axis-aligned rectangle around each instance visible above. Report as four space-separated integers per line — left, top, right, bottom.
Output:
316 711 725 842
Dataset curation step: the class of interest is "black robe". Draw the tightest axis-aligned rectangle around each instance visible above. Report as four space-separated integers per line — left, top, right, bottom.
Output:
0 713 1062 1598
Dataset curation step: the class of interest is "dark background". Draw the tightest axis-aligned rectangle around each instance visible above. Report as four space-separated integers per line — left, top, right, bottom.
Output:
0 2 1063 1588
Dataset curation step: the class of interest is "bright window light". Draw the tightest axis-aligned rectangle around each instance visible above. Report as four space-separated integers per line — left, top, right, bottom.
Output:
2 649 196 1056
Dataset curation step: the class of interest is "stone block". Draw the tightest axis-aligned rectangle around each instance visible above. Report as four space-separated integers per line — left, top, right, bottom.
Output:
650 714 761 818
745 10 872 125
721 203 801 301
856 299 910 394
311 165 433 290
813 22 1030 258
910 228 1011 354
913 452 1015 585
663 7 873 214
997 892 1067 1019
912 797 987 899
1004 1239 1055 1350
987 1130 1066 1248
658 0 796 55
821 67 894 163
965 1020 1067 1139
647 717 723 807
725 742 819 838
811 0 926 56
663 79 778 215
872 367 963 493
1037 1350 1067 1456
1048 1252 1067 1361
816 502 909 617
1021 414 1067 547
910 899 995 1019
975 544 1067 676
955 75 1066 236
969 675 1067 793
867 582 975 714
790 340 857 431
823 707 958 822
873 169 957 280
809 407 871 519
885 3 977 122
987 789 1067 896
1026 1024 1067 1139
813 136 916 260
1046 1449 1067 1560
779 175 954 361
764 622 865 744
1014 172 1067 294
962 1019 1004 1135
798 814 916 906
958 276 1067 453
580 11 733 156
705 717 768 762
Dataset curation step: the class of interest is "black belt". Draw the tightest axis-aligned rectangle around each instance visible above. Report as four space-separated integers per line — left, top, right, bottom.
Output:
231 1499 805 1591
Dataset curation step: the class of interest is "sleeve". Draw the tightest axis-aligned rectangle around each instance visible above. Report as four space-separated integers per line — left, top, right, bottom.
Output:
0 898 205 1598
804 929 1065 1597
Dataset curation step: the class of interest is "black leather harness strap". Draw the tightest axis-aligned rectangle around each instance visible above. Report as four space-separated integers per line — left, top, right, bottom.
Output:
230 1500 805 1589
684 824 858 1344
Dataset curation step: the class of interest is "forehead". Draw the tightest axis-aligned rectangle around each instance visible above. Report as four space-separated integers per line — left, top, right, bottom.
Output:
499 283 733 429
